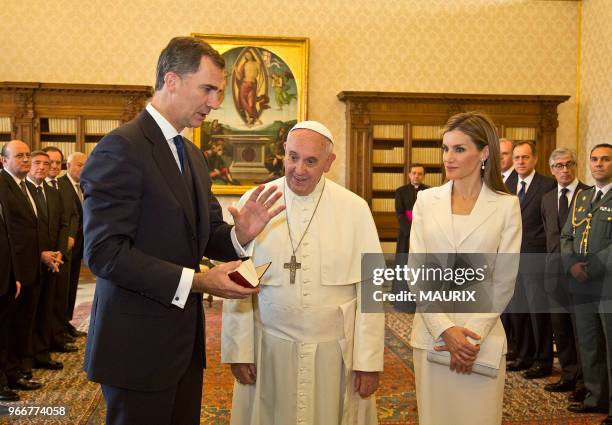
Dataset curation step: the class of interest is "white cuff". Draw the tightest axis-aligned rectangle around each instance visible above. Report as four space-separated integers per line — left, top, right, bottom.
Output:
171 267 195 309
230 227 254 257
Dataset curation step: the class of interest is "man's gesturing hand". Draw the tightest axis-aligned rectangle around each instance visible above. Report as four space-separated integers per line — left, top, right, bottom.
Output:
229 185 285 246
192 260 258 299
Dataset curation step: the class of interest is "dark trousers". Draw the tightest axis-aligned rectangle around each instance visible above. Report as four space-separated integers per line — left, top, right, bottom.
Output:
508 274 536 363
0 289 17 387
33 270 57 362
52 263 71 345
551 311 583 385
6 283 42 379
529 312 554 366
66 250 82 324
573 295 612 414
101 345 203 425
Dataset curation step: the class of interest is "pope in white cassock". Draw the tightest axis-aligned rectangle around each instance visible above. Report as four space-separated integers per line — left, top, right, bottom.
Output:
221 121 385 425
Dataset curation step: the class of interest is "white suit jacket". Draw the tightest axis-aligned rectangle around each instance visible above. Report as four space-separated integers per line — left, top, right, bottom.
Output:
408 181 522 350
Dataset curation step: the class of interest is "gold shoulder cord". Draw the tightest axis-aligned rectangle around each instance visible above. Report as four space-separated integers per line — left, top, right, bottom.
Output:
571 188 593 255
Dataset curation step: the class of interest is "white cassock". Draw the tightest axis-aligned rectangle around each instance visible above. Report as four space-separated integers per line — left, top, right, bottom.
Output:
222 176 385 425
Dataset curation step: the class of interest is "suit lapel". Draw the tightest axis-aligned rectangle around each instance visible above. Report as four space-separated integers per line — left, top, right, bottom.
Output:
185 143 212 253
1 170 36 220
455 185 497 247
431 182 455 247
521 173 541 209
139 112 197 235
60 175 83 215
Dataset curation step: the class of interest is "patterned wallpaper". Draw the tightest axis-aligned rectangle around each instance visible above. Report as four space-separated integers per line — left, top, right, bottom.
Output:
0 0 579 185
579 0 612 183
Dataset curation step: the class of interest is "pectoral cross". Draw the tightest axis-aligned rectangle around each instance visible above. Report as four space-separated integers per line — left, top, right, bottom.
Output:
284 255 301 284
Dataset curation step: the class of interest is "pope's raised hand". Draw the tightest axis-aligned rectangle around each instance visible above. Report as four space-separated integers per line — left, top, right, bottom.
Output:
191 260 258 299
229 185 285 246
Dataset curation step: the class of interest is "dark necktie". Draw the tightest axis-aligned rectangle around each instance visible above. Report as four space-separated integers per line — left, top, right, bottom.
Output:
172 135 185 173
33 186 48 223
49 179 58 190
558 187 569 229
19 180 28 197
75 184 83 204
19 180 36 216
594 190 603 204
518 181 526 205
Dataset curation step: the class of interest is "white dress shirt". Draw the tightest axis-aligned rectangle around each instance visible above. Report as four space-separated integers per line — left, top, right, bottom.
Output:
558 179 579 210
516 169 536 194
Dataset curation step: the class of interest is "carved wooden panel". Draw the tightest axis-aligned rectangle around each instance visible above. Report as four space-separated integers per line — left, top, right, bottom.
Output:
338 91 570 241
0 82 152 149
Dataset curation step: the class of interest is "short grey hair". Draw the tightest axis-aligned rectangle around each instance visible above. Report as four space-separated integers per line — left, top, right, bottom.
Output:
549 148 577 167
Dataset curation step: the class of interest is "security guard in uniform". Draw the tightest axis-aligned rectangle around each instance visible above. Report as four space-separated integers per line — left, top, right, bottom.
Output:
561 143 612 425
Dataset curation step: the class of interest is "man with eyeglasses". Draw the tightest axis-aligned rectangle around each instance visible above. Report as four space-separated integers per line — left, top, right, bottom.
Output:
0 140 44 392
541 148 589 401
561 144 612 424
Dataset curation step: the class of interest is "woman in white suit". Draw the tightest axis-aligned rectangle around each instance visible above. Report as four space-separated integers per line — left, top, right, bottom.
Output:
410 112 522 425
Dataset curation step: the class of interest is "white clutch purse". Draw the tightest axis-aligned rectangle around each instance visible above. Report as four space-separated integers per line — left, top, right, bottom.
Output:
426 335 504 378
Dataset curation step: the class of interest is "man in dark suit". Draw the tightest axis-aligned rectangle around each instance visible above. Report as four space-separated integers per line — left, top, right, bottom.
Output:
58 151 87 341
505 141 556 378
500 138 517 184
541 148 589 399
42 146 78 351
500 137 518 359
81 37 284 425
0 190 21 401
561 143 612 424
27 150 68 371
0 140 44 391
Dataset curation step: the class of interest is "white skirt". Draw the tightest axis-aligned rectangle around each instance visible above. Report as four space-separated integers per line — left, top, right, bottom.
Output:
413 348 506 425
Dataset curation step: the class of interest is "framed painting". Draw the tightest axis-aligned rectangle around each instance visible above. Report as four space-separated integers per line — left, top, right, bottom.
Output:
192 33 309 195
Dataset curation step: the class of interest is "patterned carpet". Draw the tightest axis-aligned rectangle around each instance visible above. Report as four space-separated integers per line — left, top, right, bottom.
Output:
1 299 607 424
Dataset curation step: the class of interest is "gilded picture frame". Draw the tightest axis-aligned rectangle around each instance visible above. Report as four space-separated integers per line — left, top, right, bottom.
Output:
192 33 309 195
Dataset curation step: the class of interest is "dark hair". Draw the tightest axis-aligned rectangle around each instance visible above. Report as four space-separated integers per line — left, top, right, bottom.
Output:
442 111 509 194
155 37 225 91
30 150 49 159
513 140 537 157
0 144 7 157
590 143 612 155
42 146 64 161
409 163 426 174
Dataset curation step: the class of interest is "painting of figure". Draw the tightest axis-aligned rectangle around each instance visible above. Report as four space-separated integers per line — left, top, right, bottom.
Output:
233 48 270 127
192 34 309 194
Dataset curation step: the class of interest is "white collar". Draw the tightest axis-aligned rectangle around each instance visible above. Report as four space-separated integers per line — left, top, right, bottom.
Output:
594 182 612 196
518 169 536 185
66 173 79 187
559 179 578 194
26 176 44 188
146 103 181 141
